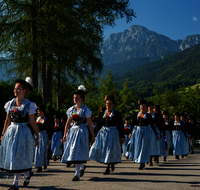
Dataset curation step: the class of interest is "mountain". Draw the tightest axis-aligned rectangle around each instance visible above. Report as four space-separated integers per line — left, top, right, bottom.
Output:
115 43 200 98
102 25 200 65
102 57 150 78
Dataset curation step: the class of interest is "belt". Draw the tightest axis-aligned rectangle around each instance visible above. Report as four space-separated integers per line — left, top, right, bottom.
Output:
72 119 86 125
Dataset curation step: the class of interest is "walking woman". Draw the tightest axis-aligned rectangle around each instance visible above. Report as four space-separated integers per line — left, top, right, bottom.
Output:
89 95 124 174
173 112 187 159
62 85 95 181
162 111 173 161
34 104 51 172
0 77 39 190
129 99 159 170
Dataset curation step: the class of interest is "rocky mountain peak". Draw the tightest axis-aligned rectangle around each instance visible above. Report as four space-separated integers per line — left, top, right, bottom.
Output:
102 25 200 65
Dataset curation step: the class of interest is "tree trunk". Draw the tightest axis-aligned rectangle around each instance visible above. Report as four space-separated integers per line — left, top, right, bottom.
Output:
31 0 38 89
46 62 52 104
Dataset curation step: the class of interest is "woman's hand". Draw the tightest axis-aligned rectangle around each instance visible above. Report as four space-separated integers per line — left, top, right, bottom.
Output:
35 135 39 146
91 136 95 144
63 136 66 142
120 138 125 145
0 135 3 142
129 134 132 139
156 135 159 141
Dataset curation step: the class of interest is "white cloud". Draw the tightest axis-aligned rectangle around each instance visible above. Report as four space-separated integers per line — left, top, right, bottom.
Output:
193 17 198 21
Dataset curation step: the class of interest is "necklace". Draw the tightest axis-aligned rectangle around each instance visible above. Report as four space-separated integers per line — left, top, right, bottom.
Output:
16 98 25 102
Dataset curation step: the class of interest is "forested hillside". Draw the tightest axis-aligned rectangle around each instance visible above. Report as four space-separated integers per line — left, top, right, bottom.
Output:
115 43 200 98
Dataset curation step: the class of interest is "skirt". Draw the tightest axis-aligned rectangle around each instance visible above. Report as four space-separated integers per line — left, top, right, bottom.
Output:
173 130 186 155
34 130 48 168
51 131 63 156
159 130 167 156
165 130 172 156
129 126 152 163
0 122 34 173
122 135 130 157
150 126 160 156
61 124 89 164
89 126 121 164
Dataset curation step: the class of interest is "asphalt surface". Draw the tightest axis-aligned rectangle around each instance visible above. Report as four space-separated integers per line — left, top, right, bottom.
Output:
1 150 200 190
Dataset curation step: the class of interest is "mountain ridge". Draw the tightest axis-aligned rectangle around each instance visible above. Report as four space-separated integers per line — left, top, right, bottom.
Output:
102 25 200 65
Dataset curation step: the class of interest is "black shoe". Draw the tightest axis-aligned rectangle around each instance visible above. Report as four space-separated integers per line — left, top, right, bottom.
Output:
36 167 42 172
44 165 47 170
54 157 57 161
111 164 115 172
103 168 110 175
164 157 166 161
80 165 86 177
23 171 33 187
72 175 79 181
8 185 19 190
139 163 145 170
149 162 153 166
175 155 179 159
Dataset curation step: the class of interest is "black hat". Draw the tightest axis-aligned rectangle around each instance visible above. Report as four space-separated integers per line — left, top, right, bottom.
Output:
162 111 169 116
92 116 98 122
188 114 194 120
37 104 46 112
104 95 115 101
179 112 184 117
138 99 147 105
54 115 60 120
174 112 179 117
124 116 131 121
147 101 154 107
16 77 33 91
74 85 87 95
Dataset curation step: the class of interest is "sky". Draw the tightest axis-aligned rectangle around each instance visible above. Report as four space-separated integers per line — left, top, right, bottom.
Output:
103 0 200 41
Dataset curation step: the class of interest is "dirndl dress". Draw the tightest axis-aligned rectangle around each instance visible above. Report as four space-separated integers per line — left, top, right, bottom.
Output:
89 126 121 163
165 130 172 156
0 98 36 173
159 129 166 156
51 130 63 157
129 126 152 163
150 126 160 156
61 104 91 164
173 130 186 155
34 117 49 168
122 124 131 157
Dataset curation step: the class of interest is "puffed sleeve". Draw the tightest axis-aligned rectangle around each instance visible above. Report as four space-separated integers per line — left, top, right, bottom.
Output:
28 102 37 115
4 99 15 113
85 107 92 118
66 108 71 118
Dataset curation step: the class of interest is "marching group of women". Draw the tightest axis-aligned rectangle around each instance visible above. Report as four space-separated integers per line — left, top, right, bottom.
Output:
0 78 198 190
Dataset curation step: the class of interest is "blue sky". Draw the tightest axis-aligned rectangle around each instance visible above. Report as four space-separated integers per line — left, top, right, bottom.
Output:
103 0 200 41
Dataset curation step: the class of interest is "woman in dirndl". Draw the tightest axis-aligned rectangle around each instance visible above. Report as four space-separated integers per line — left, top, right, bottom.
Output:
180 113 189 156
34 104 51 172
162 111 173 161
61 85 95 181
173 112 187 159
122 116 131 158
147 102 160 166
154 105 166 163
0 77 39 190
51 115 63 161
129 99 159 170
89 95 124 174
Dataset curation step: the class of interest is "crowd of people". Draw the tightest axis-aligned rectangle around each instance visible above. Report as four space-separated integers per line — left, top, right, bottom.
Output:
0 77 198 190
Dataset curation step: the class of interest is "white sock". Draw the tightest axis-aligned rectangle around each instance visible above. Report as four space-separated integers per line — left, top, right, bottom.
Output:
75 164 81 177
80 164 84 170
24 171 30 178
13 173 22 187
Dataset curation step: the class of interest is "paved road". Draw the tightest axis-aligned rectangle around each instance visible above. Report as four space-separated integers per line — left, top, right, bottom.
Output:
1 150 200 190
